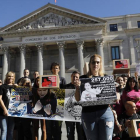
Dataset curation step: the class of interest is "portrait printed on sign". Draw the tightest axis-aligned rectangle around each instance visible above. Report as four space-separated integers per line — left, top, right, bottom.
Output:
39 75 59 88
114 59 129 69
8 87 65 120
80 75 117 106
64 89 82 122
136 121 140 135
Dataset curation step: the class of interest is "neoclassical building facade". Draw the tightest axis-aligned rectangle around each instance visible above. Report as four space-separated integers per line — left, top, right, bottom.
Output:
0 3 140 82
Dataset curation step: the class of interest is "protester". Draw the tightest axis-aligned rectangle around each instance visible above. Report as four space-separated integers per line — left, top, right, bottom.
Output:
32 77 57 140
0 71 16 140
116 76 125 96
17 68 30 85
118 101 140 140
50 62 66 89
31 71 40 86
17 69 32 140
121 76 140 113
65 71 86 140
121 74 128 87
75 54 114 140
47 62 66 140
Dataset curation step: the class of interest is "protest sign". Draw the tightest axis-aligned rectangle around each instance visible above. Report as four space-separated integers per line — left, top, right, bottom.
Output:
64 89 82 122
39 75 59 88
80 75 117 106
7 87 81 122
128 119 140 137
113 59 130 74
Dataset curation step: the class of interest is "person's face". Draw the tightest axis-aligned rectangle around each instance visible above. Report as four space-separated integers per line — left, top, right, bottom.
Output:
24 70 29 77
124 77 128 84
85 83 91 91
37 88 48 99
117 77 124 85
7 74 14 84
0 80 2 85
51 65 60 75
23 79 31 87
71 73 80 84
90 57 101 73
128 103 137 114
34 72 39 79
129 79 136 89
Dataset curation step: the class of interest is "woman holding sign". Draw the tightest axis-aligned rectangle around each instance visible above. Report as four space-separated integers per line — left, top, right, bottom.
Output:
0 71 16 140
75 54 114 140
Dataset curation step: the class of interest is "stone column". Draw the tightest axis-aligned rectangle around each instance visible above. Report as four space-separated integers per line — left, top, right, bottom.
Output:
36 44 43 75
2 46 9 82
57 41 65 78
96 38 104 72
19 44 26 78
120 42 124 59
76 40 84 75
129 36 136 65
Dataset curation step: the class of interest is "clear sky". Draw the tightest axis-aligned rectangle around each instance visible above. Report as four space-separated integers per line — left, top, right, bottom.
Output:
0 0 140 27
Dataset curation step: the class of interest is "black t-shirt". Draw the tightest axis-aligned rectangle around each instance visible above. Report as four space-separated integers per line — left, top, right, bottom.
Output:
65 83 75 89
0 84 13 116
60 77 66 89
80 75 108 113
118 113 140 140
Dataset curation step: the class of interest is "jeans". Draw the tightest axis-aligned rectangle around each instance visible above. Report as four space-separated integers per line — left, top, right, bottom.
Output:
82 107 114 140
0 116 15 140
65 121 86 140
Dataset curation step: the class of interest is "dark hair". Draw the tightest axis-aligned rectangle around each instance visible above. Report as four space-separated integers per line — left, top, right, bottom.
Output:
121 74 127 77
71 71 80 75
50 62 60 73
138 77 140 81
24 69 29 72
124 76 139 92
33 77 40 88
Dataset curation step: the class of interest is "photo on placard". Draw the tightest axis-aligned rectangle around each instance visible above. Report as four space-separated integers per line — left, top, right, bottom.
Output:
64 89 81 122
39 75 59 88
80 76 117 106
136 121 140 135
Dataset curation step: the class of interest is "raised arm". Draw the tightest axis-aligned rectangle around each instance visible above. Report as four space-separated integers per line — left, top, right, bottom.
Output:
74 80 81 101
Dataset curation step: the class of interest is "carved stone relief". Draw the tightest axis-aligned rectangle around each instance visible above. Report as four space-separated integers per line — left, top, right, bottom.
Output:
17 13 91 30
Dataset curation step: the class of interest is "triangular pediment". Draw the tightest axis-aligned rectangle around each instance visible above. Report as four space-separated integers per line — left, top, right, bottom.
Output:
0 3 106 32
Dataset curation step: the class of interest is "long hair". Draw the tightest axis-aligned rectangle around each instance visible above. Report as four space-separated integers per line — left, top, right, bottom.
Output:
124 76 139 92
4 71 15 84
87 54 104 77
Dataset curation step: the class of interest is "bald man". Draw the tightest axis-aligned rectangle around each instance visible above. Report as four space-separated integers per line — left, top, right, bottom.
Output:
118 101 140 140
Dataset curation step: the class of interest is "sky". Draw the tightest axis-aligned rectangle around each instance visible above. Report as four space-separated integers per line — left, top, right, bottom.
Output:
0 0 140 27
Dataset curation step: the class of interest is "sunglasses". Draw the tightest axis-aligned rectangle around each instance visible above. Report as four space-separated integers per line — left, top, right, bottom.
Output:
91 61 100 64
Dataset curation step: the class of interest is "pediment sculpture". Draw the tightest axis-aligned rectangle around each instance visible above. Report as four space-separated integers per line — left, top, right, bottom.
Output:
17 12 94 30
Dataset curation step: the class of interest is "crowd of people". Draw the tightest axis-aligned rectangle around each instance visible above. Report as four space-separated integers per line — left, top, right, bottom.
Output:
0 55 140 140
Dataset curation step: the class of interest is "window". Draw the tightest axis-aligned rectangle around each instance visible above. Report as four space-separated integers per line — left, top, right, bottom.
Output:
111 46 120 60
138 21 140 28
110 24 118 31
0 55 3 67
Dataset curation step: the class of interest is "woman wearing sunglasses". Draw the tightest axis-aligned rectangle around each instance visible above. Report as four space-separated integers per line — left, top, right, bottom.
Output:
75 54 114 140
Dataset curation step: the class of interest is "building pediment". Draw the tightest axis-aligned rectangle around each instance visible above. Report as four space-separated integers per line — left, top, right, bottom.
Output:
0 3 106 32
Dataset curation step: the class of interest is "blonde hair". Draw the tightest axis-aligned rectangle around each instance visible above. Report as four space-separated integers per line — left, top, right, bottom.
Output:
4 71 15 84
87 54 104 77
